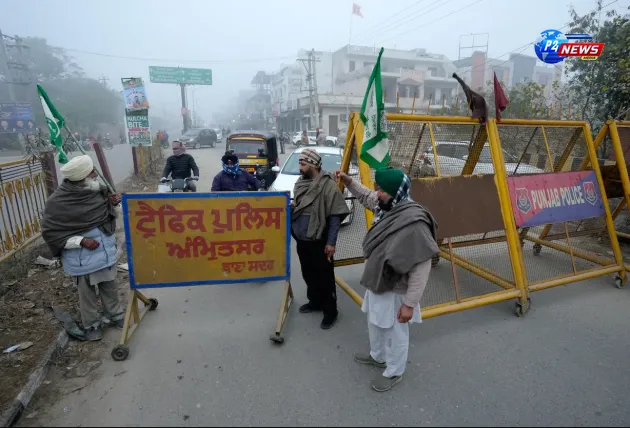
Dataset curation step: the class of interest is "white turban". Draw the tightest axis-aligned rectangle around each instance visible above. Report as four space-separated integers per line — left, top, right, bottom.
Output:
60 155 94 181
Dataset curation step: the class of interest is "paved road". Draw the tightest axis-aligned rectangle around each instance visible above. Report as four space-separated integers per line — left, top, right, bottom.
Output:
23 144 630 427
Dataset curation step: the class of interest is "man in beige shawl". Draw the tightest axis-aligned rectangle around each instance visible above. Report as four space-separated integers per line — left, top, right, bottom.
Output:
292 148 350 329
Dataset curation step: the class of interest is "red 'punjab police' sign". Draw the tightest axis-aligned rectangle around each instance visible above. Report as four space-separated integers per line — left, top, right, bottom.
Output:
507 171 605 227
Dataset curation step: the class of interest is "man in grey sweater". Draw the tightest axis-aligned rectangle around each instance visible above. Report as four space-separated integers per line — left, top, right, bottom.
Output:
336 167 439 392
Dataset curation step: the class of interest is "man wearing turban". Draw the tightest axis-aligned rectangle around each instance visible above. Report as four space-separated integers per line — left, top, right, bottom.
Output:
41 155 124 341
336 167 439 392
292 148 350 330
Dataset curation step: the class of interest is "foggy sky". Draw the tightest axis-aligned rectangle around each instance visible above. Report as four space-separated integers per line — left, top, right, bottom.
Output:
2 0 623 124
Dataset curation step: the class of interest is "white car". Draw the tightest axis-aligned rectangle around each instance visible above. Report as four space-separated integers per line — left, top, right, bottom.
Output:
214 128 223 141
269 146 357 225
421 141 545 176
291 130 339 147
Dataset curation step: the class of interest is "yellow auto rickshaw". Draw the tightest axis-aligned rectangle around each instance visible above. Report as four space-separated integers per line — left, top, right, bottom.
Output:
226 130 279 189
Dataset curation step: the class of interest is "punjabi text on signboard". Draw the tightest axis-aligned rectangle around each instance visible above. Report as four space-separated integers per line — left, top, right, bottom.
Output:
123 193 290 288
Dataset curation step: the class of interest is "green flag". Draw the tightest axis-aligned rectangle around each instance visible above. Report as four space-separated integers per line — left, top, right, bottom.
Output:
359 47 390 169
37 84 68 164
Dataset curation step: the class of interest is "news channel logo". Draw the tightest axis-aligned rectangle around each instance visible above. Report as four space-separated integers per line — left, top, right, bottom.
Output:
534 29 593 64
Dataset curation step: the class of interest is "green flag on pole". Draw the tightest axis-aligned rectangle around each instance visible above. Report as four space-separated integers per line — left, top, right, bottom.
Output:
359 47 390 169
37 84 68 164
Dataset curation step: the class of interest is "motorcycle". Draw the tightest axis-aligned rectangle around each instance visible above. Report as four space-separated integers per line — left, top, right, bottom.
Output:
158 177 198 193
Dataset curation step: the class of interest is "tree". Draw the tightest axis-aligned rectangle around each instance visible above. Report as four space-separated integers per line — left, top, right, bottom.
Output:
564 1 630 152
0 37 124 150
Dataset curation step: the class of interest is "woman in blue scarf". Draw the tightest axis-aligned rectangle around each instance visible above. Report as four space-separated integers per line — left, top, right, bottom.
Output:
211 152 262 191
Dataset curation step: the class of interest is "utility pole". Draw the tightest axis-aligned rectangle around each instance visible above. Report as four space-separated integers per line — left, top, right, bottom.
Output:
311 48 320 129
306 50 315 130
297 50 321 130
98 75 110 87
0 30 16 101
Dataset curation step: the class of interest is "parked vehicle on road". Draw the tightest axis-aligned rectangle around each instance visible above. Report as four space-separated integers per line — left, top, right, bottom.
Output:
179 128 217 149
292 130 338 147
269 146 358 226
419 141 545 176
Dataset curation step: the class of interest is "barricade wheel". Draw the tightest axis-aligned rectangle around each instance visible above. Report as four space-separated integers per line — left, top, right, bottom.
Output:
614 276 624 289
514 299 531 318
533 243 542 256
431 255 440 268
270 334 284 344
111 345 130 361
149 298 159 311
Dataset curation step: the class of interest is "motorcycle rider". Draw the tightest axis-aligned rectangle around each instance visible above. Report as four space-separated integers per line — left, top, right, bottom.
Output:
161 141 200 192
211 151 262 191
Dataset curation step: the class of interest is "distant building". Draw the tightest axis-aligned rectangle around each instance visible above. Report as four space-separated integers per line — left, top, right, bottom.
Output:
454 51 563 98
272 44 459 136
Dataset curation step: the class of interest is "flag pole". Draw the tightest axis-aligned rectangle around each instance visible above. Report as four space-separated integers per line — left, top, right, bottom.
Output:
348 2 354 53
64 125 116 193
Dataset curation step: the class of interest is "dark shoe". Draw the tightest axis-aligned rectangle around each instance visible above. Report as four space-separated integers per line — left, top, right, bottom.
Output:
320 312 338 330
299 302 321 314
85 327 104 341
113 318 125 329
371 375 403 392
354 353 387 369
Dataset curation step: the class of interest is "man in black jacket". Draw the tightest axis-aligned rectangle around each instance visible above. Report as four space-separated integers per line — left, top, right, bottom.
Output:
161 141 200 192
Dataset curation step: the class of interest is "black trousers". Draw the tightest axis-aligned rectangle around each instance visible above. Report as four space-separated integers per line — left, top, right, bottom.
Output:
295 239 337 316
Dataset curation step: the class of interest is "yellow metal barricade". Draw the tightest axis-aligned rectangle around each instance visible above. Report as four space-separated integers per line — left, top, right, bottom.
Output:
335 112 626 320
0 158 49 262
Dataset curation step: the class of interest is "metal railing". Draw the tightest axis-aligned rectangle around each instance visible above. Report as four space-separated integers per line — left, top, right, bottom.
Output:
0 157 50 262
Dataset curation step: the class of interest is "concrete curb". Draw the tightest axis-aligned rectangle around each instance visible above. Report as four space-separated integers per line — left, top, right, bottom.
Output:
0 330 69 427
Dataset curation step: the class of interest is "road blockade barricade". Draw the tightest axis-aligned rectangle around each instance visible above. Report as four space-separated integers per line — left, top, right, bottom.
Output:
114 191 292 361
592 121 630 272
496 119 626 291
335 112 626 320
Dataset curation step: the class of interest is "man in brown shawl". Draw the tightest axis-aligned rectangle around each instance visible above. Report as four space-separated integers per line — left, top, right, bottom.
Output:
292 148 350 329
41 155 124 341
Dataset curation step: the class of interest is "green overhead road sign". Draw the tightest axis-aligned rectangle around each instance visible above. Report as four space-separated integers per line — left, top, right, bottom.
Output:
149 66 213 85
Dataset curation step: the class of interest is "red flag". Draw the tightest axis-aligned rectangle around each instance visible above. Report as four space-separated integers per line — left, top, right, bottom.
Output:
493 72 509 122
352 2 363 17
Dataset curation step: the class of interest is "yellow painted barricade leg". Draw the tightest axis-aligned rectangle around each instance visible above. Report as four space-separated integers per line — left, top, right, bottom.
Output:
111 289 157 361
270 280 294 344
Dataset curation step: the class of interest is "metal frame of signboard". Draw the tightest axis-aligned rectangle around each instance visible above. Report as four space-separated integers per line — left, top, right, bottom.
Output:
110 191 293 361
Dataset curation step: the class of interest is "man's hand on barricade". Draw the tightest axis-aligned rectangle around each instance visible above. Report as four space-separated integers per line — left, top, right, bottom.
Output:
80 237 100 250
335 171 352 186
397 304 414 324
110 194 122 206
324 244 336 259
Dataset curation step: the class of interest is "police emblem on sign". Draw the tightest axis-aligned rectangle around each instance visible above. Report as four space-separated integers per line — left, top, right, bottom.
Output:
516 188 532 213
583 181 598 205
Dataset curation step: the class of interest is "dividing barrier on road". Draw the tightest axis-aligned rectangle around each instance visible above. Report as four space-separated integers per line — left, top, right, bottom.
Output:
336 112 626 320
113 191 293 361
0 155 55 263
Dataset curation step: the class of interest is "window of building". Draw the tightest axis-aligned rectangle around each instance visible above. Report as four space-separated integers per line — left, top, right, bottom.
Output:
349 61 356 72
428 67 438 76
340 114 349 123
364 62 374 69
